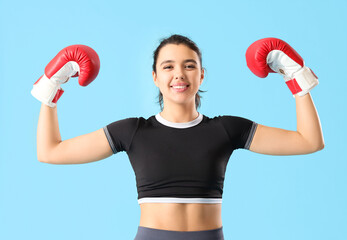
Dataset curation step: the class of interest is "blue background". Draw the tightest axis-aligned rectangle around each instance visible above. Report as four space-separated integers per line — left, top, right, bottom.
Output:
1 0 346 239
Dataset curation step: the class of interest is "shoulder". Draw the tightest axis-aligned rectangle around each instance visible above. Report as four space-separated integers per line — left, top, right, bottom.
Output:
106 117 138 127
106 115 150 126
207 114 254 125
105 115 158 132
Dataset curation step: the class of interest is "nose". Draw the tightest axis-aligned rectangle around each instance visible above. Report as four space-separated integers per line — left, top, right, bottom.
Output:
174 67 185 80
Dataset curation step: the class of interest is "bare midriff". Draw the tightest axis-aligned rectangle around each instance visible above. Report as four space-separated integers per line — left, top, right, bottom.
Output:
139 203 222 231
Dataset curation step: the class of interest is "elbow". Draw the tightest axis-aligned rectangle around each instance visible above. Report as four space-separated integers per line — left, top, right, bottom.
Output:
312 141 325 153
38 153 66 165
317 138 325 151
37 154 51 164
37 151 55 164
37 143 62 164
301 134 325 153
318 142 325 151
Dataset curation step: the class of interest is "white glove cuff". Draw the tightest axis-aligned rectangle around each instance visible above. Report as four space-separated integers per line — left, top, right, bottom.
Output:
31 74 61 108
285 66 319 97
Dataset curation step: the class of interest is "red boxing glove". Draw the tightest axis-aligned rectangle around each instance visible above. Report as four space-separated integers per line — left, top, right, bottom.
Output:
31 45 100 107
245 38 318 97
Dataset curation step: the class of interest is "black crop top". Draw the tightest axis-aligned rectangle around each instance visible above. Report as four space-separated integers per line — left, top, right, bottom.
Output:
103 112 258 204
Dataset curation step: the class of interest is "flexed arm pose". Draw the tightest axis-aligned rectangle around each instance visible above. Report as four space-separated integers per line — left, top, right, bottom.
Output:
32 45 113 164
245 38 324 155
31 36 325 240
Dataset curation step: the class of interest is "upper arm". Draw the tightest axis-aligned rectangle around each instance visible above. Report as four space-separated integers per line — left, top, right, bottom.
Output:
44 128 113 164
249 124 323 155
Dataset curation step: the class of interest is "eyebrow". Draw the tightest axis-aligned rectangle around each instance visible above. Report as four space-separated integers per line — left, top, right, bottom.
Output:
160 59 198 66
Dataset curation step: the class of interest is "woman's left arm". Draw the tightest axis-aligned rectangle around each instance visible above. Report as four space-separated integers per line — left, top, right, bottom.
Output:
249 93 325 155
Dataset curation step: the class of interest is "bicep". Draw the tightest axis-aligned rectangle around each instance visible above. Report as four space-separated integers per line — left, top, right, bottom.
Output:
248 124 316 155
47 128 113 164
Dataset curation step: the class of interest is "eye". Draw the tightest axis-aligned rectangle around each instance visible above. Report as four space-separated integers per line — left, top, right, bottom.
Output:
163 65 172 69
186 65 196 69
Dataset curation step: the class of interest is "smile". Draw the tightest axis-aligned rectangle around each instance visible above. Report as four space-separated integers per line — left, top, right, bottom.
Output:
171 85 189 92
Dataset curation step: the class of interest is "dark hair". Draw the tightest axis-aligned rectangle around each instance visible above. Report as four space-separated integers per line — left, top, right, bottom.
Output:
152 34 207 111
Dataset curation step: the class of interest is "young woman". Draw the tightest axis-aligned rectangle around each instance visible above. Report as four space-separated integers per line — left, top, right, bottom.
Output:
32 35 324 240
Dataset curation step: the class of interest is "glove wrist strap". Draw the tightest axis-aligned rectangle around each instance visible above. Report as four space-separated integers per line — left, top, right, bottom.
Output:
31 74 63 108
285 66 319 97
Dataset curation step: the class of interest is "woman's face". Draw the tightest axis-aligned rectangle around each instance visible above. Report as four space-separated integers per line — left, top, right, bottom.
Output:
153 44 204 108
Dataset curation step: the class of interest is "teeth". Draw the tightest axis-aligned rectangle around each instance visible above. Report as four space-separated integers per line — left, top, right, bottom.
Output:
172 85 188 89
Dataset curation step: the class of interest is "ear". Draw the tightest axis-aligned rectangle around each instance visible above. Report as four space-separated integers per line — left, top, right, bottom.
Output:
152 71 158 87
200 68 205 85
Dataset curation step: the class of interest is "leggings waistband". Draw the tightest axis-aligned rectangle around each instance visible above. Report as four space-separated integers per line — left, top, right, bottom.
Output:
134 226 224 240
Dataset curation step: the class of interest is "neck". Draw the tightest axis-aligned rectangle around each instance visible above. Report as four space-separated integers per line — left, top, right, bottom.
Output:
160 105 199 123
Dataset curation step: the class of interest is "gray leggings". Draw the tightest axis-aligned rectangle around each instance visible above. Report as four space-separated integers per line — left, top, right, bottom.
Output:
134 226 224 240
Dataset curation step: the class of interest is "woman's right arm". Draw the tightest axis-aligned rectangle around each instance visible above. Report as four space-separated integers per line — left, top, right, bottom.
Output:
37 103 113 164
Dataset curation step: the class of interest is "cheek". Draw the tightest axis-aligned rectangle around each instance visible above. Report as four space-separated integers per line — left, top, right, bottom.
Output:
158 74 172 85
156 78 170 90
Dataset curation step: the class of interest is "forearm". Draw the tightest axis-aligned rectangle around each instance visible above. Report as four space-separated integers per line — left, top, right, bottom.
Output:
295 93 325 150
37 103 62 161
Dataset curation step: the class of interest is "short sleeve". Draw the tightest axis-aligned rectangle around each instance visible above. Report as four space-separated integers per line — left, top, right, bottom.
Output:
103 118 139 154
219 115 258 150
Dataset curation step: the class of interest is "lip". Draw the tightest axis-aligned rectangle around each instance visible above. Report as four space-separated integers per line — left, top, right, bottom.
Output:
171 85 189 92
171 82 189 87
